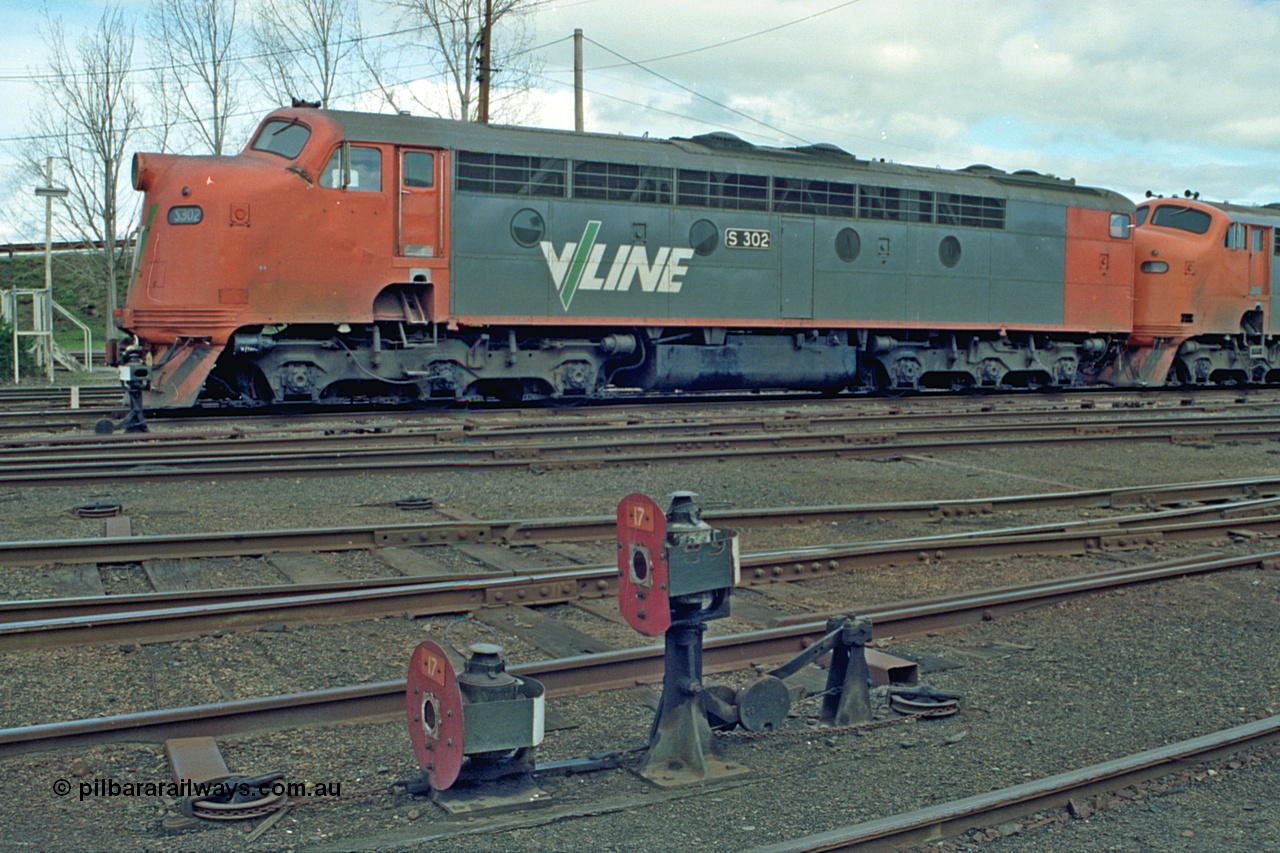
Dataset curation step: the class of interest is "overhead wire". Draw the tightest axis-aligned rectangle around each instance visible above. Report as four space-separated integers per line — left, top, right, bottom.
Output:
582 36 811 146
0 0 869 156
582 0 865 71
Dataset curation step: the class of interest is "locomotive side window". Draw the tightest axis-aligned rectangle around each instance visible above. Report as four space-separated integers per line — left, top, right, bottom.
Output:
773 178 856 217
320 145 381 191
573 162 672 204
677 170 768 211
1135 207 1150 227
1150 205 1212 234
457 152 566 196
936 193 1005 229
1275 229 1280 256
1252 228 1265 252
404 152 434 188
1225 222 1247 250
250 119 310 158
858 185 934 223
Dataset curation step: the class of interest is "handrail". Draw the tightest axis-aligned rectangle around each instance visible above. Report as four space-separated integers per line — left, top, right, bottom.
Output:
51 300 92 370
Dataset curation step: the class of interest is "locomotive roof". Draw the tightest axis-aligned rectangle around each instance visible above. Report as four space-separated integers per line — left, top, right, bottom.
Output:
1206 200 1280 227
317 109 1132 212
1139 196 1280 228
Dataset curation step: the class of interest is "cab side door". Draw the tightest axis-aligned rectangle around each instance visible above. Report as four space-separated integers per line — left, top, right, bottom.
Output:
398 148 448 260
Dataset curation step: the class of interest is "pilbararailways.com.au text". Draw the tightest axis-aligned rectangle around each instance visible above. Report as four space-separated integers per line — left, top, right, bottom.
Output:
52 777 341 801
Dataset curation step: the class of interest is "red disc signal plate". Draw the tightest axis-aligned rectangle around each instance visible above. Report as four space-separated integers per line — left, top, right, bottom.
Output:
616 493 670 636
405 640 465 791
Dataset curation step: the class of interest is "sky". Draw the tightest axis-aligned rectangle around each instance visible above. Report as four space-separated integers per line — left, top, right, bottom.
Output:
1 0 1279 242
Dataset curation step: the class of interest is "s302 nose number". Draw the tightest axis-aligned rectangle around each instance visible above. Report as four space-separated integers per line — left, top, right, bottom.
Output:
724 228 771 249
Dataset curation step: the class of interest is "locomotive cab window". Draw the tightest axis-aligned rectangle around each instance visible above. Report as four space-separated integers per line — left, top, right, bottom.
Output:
1150 205 1212 234
320 145 382 192
250 119 310 159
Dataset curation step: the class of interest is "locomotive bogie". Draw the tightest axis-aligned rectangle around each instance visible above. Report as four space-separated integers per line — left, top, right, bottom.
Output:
857 331 1108 392
206 325 634 403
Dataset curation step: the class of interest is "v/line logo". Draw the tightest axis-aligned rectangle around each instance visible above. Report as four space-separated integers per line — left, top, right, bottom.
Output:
542 221 696 311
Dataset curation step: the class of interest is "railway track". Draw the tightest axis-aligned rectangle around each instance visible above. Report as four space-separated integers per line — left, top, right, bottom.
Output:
3 546 1276 851
0 548 1264 756
0 384 121 409
4 396 1278 851
4 489 1275 850
745 714 1280 853
7 473 1280 567
0 381 1277 437
4 488 1278 649
5 406 1280 486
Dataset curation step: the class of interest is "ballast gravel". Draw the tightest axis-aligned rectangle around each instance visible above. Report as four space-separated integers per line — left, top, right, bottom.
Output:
0 404 1278 852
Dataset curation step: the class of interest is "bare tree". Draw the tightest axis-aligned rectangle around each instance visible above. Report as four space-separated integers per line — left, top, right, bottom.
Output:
22 4 142 345
251 0 368 108
147 0 242 154
372 0 542 122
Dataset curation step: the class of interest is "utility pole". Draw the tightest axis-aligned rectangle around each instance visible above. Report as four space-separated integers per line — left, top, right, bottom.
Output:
476 0 493 124
34 157 68 384
574 28 584 132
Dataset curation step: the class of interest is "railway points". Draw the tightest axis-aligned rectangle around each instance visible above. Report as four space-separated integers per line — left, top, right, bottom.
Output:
2 394 1279 850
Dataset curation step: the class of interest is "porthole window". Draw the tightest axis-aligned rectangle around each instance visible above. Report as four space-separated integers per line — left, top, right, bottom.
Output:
510 208 546 248
939 235 962 268
835 228 861 262
689 219 719 256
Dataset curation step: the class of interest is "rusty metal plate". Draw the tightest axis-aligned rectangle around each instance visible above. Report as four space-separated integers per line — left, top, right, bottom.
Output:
616 493 669 636
406 640 465 791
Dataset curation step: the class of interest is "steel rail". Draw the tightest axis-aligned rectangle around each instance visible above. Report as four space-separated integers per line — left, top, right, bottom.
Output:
0 380 1272 412
2 404 1274 460
0 382 1090 435
0 549 1268 757
5 473 1280 569
5 412 1280 486
742 714 1280 853
3 498 1279 648
0 384 1275 439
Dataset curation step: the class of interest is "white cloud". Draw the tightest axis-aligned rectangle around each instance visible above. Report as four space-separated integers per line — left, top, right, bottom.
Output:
3 0 1280 241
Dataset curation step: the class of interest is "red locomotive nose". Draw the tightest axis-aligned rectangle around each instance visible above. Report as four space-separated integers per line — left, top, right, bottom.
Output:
131 152 183 192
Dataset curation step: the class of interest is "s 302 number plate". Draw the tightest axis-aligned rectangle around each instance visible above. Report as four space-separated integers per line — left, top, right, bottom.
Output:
724 228 771 249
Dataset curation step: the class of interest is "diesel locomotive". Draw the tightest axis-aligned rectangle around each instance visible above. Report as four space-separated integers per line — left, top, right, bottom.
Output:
114 106 1280 407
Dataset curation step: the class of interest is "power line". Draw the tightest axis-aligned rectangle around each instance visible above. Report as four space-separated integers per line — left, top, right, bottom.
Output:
582 36 811 146
584 0 865 71
0 2 845 155
528 68 805 145
0 1 557 87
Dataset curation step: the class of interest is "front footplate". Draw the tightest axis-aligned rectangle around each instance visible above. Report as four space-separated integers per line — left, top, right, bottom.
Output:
143 343 222 408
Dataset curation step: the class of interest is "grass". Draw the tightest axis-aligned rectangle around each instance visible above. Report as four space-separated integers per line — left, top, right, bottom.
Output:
0 251 126 384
